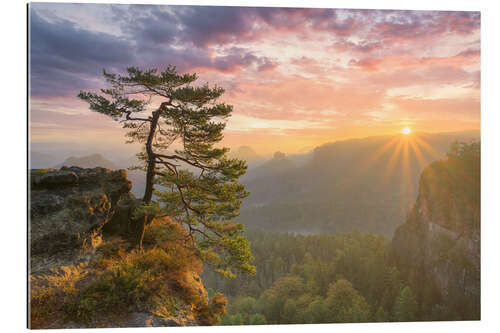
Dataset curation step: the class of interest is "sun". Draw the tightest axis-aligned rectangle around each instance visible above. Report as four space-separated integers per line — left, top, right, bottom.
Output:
401 127 411 135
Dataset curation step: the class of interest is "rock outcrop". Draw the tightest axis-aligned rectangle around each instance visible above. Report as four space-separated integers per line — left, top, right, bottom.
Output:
29 167 224 328
391 149 480 320
29 167 132 272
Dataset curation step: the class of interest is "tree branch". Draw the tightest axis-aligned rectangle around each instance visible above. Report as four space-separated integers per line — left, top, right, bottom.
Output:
122 110 150 122
155 153 217 170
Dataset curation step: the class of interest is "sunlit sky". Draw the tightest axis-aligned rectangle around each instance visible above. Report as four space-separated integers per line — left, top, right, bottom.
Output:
29 3 480 158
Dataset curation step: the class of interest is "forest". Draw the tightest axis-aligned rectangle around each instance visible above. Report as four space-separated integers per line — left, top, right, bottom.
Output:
202 141 481 325
202 229 466 325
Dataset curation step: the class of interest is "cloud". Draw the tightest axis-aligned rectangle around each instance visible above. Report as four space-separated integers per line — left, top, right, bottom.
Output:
226 114 330 133
172 7 360 47
332 39 383 54
349 48 480 71
386 84 478 100
200 47 278 73
308 9 362 36
365 66 479 90
111 5 262 48
28 4 481 155
30 5 481 98
111 6 379 49
29 5 282 97
223 73 387 123
29 10 135 97
325 10 480 59
370 10 480 42
389 96 480 120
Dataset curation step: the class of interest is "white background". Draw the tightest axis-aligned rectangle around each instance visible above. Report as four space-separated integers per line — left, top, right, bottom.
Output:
2 0 498 332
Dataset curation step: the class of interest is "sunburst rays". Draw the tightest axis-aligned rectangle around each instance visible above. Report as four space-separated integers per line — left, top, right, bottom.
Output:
360 132 445 213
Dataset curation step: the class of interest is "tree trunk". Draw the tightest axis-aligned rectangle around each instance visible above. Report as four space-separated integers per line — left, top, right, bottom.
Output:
135 109 161 249
143 109 161 203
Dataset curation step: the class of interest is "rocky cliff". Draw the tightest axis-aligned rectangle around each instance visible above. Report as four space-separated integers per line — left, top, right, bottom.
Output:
29 167 225 328
391 144 480 320
30 167 132 271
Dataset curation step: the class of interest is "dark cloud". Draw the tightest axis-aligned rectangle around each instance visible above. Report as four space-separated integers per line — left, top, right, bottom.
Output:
110 5 180 46
29 10 135 97
177 6 259 47
210 47 278 73
29 5 281 97
114 6 479 55
212 48 259 72
308 9 361 36
110 5 259 48
370 10 480 42
112 6 370 49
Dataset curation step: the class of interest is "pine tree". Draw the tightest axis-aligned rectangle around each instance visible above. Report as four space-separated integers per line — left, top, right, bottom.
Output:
393 286 418 321
78 66 255 278
325 279 371 322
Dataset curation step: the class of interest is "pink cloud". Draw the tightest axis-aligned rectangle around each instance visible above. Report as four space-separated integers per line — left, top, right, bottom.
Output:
349 48 480 72
390 96 480 119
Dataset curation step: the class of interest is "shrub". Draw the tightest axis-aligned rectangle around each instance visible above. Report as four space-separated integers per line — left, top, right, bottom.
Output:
30 265 88 328
62 262 156 323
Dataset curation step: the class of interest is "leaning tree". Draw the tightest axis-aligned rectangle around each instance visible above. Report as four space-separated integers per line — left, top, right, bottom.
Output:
78 66 254 277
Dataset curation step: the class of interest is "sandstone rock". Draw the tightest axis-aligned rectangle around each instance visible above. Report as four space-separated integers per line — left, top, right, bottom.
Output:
29 167 133 262
391 155 480 320
103 197 143 238
33 170 79 188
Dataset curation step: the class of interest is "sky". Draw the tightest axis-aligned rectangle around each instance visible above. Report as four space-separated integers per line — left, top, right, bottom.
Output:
29 3 480 159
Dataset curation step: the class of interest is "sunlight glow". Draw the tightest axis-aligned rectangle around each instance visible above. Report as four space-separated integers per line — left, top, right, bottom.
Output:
358 133 446 215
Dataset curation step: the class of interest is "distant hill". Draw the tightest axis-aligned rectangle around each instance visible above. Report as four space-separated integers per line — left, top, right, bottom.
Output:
239 130 480 236
54 154 119 170
228 146 265 168
241 151 296 183
229 146 259 160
